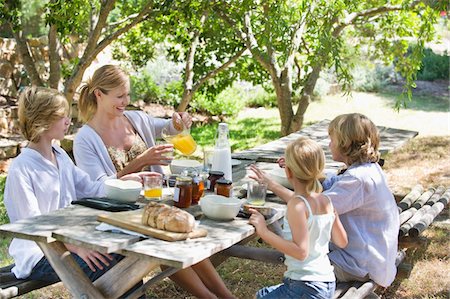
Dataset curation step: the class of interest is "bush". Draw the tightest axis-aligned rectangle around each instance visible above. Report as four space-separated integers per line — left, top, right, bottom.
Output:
130 73 162 103
0 175 9 225
417 48 449 81
351 64 395 92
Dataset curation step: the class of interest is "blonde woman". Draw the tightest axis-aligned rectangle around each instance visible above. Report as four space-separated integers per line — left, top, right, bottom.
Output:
4 87 145 295
73 65 235 299
248 137 347 299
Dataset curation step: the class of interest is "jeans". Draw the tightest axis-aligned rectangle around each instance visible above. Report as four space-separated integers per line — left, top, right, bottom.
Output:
256 277 335 299
29 253 144 298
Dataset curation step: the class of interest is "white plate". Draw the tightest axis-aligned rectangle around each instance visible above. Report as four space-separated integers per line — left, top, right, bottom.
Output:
231 159 241 166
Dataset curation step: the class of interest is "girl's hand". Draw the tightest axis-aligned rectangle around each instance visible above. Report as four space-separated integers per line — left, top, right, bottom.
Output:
277 157 286 168
248 208 267 234
66 244 113 272
172 112 192 130
248 164 271 186
141 144 174 166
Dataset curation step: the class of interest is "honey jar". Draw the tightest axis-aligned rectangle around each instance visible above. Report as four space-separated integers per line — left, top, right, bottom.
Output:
173 176 193 208
191 175 205 205
215 178 233 197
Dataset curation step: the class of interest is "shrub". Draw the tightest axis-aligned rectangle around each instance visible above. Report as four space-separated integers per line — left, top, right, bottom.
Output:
351 64 395 92
417 48 449 81
0 175 9 225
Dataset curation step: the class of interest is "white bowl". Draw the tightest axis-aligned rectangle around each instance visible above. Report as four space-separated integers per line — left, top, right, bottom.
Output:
104 179 142 202
200 195 243 221
269 167 293 189
170 159 203 174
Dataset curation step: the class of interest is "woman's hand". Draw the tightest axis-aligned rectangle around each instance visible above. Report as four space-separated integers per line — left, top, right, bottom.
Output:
172 112 192 130
140 143 174 166
66 244 113 272
248 209 267 234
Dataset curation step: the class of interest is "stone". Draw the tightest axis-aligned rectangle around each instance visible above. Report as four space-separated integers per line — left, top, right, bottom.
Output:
60 134 74 153
0 138 19 159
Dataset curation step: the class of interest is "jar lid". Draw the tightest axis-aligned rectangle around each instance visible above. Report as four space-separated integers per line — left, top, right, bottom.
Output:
216 178 232 185
209 170 224 176
176 176 193 183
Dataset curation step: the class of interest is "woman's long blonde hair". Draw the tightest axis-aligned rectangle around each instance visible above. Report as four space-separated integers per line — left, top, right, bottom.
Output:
285 137 325 194
328 113 380 165
18 86 69 143
77 65 129 122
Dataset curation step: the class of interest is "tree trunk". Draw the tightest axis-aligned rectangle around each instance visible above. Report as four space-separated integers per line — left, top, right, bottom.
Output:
48 24 61 89
272 68 295 136
9 24 43 86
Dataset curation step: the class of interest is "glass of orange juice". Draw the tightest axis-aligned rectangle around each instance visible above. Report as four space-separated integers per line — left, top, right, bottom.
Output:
144 173 163 200
162 122 197 156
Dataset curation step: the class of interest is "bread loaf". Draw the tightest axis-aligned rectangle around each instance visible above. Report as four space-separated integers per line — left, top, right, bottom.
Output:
141 202 195 233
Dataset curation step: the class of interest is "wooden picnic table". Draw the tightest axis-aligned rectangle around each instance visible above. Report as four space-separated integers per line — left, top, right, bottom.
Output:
232 119 418 172
0 164 286 298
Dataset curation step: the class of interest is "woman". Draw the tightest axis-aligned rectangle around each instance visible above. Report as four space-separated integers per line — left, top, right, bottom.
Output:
73 64 235 299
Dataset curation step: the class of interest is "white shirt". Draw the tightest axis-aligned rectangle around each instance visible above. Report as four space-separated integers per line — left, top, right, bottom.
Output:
73 110 174 181
323 162 399 287
4 145 104 279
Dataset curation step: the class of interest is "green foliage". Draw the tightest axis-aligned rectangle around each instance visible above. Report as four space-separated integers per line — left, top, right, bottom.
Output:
191 88 245 117
352 64 395 92
0 175 9 225
417 48 449 81
130 73 162 103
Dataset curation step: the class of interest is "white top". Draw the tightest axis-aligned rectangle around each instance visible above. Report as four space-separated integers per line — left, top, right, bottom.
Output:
283 195 336 282
323 162 399 287
4 145 104 279
73 110 173 181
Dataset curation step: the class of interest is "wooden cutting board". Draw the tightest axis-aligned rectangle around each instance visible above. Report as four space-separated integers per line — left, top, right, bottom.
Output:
97 210 207 242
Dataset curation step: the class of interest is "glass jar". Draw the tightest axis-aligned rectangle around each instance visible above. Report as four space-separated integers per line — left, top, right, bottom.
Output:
174 176 193 208
191 175 204 205
215 178 233 197
207 171 224 191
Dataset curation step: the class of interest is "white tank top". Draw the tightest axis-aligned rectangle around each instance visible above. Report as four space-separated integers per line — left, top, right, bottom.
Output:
283 195 336 282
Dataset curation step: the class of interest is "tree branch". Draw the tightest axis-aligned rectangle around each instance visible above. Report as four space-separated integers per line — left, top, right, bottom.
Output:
192 47 247 93
333 1 421 36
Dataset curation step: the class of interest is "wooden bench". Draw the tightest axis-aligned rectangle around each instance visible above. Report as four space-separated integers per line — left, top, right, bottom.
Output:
1 185 448 298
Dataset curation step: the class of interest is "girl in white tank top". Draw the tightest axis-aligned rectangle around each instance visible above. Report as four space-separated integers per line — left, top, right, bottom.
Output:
248 137 348 299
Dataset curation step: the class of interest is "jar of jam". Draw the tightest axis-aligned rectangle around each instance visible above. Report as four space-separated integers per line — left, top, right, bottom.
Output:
191 175 204 205
215 178 233 197
207 171 224 191
173 176 193 208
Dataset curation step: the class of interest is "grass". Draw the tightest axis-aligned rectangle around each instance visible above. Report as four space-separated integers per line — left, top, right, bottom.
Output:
0 91 448 298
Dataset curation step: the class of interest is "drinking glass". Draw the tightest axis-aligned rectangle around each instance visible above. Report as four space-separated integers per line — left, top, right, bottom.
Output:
161 122 197 156
247 181 268 206
144 173 163 200
203 148 214 171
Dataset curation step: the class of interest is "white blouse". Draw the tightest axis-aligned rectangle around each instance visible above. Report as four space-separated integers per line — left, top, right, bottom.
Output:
4 145 104 279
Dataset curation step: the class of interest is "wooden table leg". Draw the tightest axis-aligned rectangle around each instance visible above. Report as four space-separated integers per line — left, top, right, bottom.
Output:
94 256 158 299
38 241 106 299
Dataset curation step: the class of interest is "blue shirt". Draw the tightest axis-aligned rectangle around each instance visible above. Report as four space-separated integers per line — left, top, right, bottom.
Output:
323 162 399 287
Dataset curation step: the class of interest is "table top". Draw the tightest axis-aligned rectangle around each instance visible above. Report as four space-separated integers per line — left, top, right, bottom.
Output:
0 200 285 269
231 119 418 170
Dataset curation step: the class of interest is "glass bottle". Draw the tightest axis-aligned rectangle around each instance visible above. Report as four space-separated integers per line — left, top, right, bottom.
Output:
211 123 232 181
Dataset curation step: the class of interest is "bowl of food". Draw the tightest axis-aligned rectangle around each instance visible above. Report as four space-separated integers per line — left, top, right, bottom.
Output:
104 179 142 203
200 195 243 221
268 167 293 189
170 159 203 175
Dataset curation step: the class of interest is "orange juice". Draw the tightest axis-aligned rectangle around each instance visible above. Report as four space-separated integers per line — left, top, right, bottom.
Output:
169 133 197 155
144 188 162 199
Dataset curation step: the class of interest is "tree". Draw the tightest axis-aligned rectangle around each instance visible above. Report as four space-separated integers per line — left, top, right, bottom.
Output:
0 0 171 103
215 0 443 135
117 0 248 112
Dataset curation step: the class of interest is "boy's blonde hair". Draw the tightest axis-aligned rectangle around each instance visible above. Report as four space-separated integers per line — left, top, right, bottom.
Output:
328 113 380 165
18 86 69 143
78 64 129 122
285 137 325 194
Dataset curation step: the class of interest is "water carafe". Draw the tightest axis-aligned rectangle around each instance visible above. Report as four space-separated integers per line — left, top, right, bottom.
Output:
211 123 232 181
